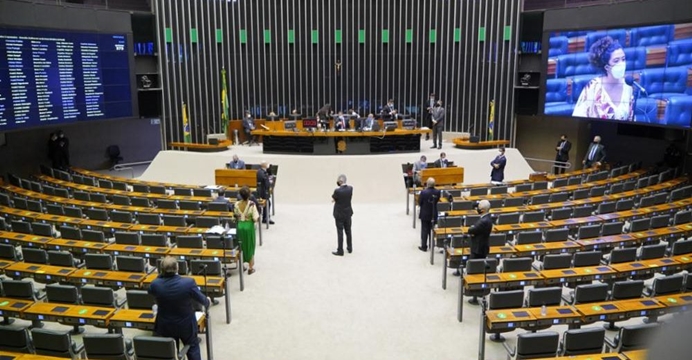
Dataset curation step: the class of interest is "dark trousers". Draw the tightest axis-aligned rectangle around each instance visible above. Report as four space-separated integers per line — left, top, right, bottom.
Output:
554 156 567 174
425 114 432 139
261 198 271 222
432 124 443 147
470 252 487 260
156 319 201 360
335 217 352 252
420 219 433 249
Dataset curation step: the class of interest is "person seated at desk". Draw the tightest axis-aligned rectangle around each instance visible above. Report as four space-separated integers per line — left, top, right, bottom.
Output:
381 99 397 119
361 113 376 131
335 111 348 131
242 110 258 145
212 190 233 211
317 114 329 131
433 152 449 168
413 155 428 186
227 154 245 170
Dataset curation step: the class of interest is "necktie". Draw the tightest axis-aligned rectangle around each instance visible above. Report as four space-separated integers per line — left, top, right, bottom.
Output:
588 145 597 161
559 141 565 150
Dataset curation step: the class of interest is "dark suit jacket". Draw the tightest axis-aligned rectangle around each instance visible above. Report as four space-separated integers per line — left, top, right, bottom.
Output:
555 140 572 161
418 187 441 222
490 155 506 182
148 274 209 337
433 158 449 168
431 107 445 127
468 213 493 256
583 143 606 164
332 185 353 220
381 104 396 115
256 168 270 199
242 116 255 132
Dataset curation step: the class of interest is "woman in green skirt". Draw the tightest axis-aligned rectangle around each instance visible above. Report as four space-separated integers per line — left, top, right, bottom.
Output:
234 186 259 274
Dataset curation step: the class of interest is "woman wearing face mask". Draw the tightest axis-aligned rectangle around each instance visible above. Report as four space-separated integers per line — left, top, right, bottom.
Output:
572 36 633 120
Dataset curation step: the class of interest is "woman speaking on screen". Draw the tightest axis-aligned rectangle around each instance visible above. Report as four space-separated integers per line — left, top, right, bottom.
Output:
572 36 634 120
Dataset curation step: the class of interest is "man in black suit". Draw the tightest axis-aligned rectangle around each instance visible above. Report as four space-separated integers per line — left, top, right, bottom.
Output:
425 93 436 140
433 152 449 168
381 99 397 119
242 110 258 145
418 177 440 252
430 101 446 149
148 256 210 360
332 174 354 256
256 161 274 224
553 134 572 174
582 135 606 168
468 200 493 259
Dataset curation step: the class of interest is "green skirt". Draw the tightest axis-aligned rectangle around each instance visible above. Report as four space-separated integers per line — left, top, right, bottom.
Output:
237 220 256 262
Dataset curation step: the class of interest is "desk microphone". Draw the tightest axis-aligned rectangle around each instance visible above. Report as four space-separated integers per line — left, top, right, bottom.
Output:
625 76 648 96
196 264 208 275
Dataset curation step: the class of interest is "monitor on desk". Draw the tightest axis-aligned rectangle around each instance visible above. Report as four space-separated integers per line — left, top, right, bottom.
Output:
302 118 318 129
284 120 297 131
402 119 416 130
383 121 398 131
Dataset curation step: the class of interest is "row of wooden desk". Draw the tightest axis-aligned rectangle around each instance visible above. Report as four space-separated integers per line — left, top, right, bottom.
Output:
71 168 204 190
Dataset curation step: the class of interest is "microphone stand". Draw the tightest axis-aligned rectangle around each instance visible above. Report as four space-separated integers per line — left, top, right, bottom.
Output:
221 226 234 323
198 264 213 360
478 259 490 360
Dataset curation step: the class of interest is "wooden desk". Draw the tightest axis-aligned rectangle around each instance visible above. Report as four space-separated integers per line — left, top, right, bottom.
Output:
574 302 627 323
540 266 617 285
610 258 681 278
0 297 34 318
616 298 666 319
452 139 510 149
108 308 206 331
546 167 598 181
47 239 108 254
655 293 692 312
0 259 15 273
215 169 258 187
142 274 225 295
512 241 581 257
23 302 114 327
0 231 53 249
104 244 170 259
5 263 75 283
168 247 239 262
486 308 536 331
493 221 554 233
527 305 582 328
671 254 692 270
463 271 544 291
71 168 203 190
67 269 148 289
546 354 626 360
622 350 647 360
169 140 231 152
420 167 464 186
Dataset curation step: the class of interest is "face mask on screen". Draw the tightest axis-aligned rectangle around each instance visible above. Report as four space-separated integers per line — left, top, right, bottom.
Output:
610 62 626 79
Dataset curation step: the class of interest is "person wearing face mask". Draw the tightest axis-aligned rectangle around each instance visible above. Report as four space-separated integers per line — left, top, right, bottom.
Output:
418 177 440 252
433 152 449 168
332 174 354 256
490 147 507 184
572 36 634 120
583 135 606 168
468 199 492 261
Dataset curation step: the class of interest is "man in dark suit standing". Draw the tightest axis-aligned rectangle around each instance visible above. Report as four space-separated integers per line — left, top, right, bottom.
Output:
256 161 274 224
553 134 572 174
148 256 210 360
490 147 507 183
332 174 354 256
583 135 606 168
430 101 446 149
242 110 258 145
425 93 436 140
468 200 493 259
418 177 440 252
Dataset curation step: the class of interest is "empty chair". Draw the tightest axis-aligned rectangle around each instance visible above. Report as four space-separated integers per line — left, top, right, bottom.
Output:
21 247 48 264
63 206 83 218
190 260 222 276
596 201 616 215
504 331 560 359
116 256 150 273
636 177 649 189
157 199 178 210
615 199 634 211
464 259 499 304
162 215 188 227
0 325 34 354
439 216 463 228
567 176 582 186
572 205 594 218
565 283 609 305
488 199 504 209
98 179 114 189
83 333 133 360
533 181 548 190
671 239 692 256
561 327 606 356
577 225 601 240
46 203 65 216
629 218 651 233
32 328 85 359
607 248 637 264
638 195 656 208
604 280 646 330
573 251 602 267
114 232 141 245
141 233 167 247
81 286 126 308
112 195 132 206
132 184 149 193
110 210 134 223
525 287 562 307
622 180 636 192
550 208 572 221
0 193 11 206
572 189 589 200
73 191 91 201
552 178 568 188
126 290 156 310
451 200 474 210
131 197 151 207
589 186 606 197
549 192 569 203
54 188 70 198
497 213 520 225
31 222 54 237
0 217 6 231
650 214 671 229
82 229 106 242
489 186 508 195
176 235 204 249
521 211 544 223
504 197 525 207
173 188 191 196
515 183 532 193
669 187 686 202
604 323 660 352
674 211 692 225
47 250 81 268
437 203 451 212
137 213 161 226
84 253 114 270
541 253 572 270
59 225 82 240
26 200 43 213
45 284 83 333
72 175 84 184
644 274 684 296
501 257 533 272
0 243 19 261
544 228 569 242
11 220 32 234
193 188 213 197
601 221 624 236
112 181 128 191
639 244 666 260
2 279 45 301
82 177 97 187
469 188 487 196
195 216 220 228
486 290 526 341
150 186 167 194
530 194 549 205
652 192 667 205
515 231 542 245
86 208 109 221
610 183 624 195
179 201 202 211
207 202 232 212
133 336 187 360
12 197 28 210
489 233 507 246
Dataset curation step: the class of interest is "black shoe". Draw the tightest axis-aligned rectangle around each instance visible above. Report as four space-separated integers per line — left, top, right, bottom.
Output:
332 251 344 256
347 248 352 253
452 270 461 276
262 220 275 225
430 146 437 149
418 246 428 252
438 146 442 149
425 136 430 140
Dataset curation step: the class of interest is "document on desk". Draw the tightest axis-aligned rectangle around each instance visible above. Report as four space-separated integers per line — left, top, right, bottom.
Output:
195 311 204 322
